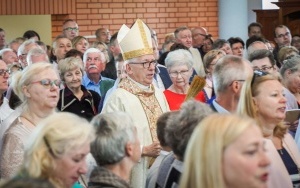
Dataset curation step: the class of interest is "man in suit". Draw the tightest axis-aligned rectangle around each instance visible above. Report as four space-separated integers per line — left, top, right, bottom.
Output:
211 55 252 113
101 32 120 80
174 26 205 77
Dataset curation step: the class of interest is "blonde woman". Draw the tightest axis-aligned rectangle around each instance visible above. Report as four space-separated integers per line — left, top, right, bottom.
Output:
238 71 299 187
72 36 89 54
18 112 95 188
180 114 270 188
0 62 60 179
202 49 225 101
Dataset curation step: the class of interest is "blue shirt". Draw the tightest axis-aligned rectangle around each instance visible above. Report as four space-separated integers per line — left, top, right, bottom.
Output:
82 74 113 96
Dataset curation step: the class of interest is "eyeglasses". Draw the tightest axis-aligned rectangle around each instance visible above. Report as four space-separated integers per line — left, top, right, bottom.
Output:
63 27 79 32
130 60 157 69
253 66 274 72
31 79 61 88
169 70 190 78
276 32 290 38
251 70 268 86
0 69 10 76
228 79 245 86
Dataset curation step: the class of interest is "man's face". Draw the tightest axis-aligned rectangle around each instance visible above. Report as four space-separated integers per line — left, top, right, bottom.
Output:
0 31 6 48
97 29 111 44
176 29 192 48
192 28 207 48
63 21 79 40
84 52 105 75
126 54 156 86
251 57 275 74
53 38 72 62
2 51 18 65
274 27 291 47
0 60 9 94
248 26 262 38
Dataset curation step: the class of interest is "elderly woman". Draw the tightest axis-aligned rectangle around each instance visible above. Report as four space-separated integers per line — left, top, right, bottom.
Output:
278 46 299 66
280 55 300 107
0 62 60 179
57 57 100 120
17 112 94 188
212 39 233 55
89 112 140 187
202 49 225 102
238 71 300 187
156 100 212 188
180 114 270 188
228 37 245 57
72 36 89 54
163 49 205 110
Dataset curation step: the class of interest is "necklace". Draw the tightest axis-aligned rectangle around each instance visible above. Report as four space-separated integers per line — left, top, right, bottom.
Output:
20 115 37 126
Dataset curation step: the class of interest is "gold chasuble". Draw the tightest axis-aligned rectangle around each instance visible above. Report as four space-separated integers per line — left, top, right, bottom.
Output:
119 78 162 143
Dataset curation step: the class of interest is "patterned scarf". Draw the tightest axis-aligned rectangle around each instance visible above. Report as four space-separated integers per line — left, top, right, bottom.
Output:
118 78 163 142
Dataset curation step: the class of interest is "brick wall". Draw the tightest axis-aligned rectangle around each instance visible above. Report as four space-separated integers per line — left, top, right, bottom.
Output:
0 0 219 48
51 0 219 48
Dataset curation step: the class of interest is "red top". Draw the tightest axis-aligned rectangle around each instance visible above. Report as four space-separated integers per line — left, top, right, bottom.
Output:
163 89 206 111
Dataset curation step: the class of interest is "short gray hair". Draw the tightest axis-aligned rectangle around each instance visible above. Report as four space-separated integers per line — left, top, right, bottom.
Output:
0 48 13 58
165 49 193 70
58 57 83 81
165 100 213 161
90 112 136 166
26 48 49 65
17 39 38 56
280 55 300 78
82 48 105 66
212 55 247 95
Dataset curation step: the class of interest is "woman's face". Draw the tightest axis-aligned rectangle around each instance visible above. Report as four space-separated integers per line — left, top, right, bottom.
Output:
54 141 90 187
206 54 223 74
223 125 270 188
63 68 82 90
220 43 233 55
202 39 213 53
253 80 287 126
286 69 300 93
168 64 192 89
75 39 89 54
27 68 60 110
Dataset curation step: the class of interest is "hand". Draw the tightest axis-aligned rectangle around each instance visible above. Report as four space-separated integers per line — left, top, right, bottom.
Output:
289 120 299 132
142 142 161 157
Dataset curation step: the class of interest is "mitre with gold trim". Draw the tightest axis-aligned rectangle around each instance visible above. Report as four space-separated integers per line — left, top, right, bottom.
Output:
117 19 153 61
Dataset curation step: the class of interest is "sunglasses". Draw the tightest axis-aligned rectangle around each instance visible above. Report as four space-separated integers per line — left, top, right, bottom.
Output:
251 70 268 86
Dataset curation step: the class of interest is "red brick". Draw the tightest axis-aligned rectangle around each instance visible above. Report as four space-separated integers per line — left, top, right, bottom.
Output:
110 14 123 19
76 0 91 2
79 26 88 30
159 8 166 12
208 6 218 12
102 3 109 8
113 8 127 14
92 20 99 25
178 17 190 23
88 14 101 20
87 3 102 8
113 19 127 24
77 9 90 14
143 3 156 7
166 8 177 13
76 14 88 20
133 8 146 13
102 14 110 19
205 2 217 6
157 3 168 8
99 8 113 13
208 17 218 22
91 9 99 14
124 3 135 8
124 13 137 19
77 3 88 8
146 8 159 13
175 12 187 17
205 11 217 17
136 3 143 8
206 22 217 27
78 20 91 25
109 3 123 8
146 18 159 23
188 3 198 7
144 13 156 18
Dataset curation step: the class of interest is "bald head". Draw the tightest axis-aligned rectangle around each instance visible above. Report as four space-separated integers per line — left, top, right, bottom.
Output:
192 27 208 48
247 41 268 57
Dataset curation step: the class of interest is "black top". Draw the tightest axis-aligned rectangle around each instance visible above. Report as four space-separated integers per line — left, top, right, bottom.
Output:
278 147 300 186
101 57 117 80
57 85 100 121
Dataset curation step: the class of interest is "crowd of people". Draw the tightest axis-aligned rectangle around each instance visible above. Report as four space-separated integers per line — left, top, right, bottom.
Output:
0 18 299 188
